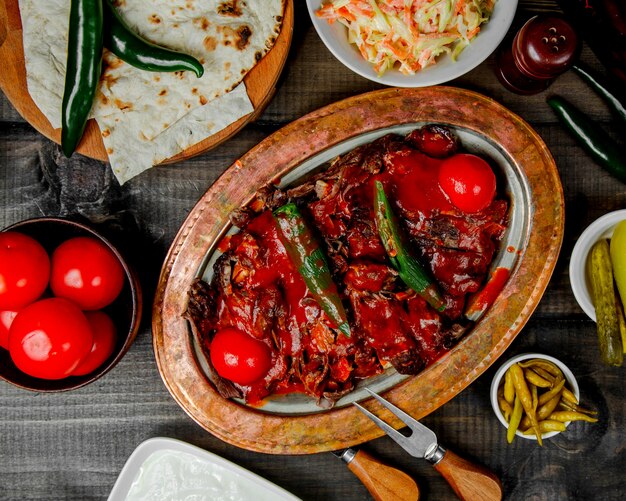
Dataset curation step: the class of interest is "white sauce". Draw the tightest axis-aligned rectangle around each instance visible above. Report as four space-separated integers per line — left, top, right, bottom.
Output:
125 449 280 501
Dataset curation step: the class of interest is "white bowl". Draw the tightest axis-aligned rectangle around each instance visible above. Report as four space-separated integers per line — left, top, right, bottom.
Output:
305 0 518 87
490 353 580 441
108 437 300 500
570 209 626 321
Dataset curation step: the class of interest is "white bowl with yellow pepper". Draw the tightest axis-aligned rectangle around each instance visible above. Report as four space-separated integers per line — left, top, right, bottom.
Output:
489 353 598 443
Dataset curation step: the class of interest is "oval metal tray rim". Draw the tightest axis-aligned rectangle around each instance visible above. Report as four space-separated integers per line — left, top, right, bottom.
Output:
152 87 564 454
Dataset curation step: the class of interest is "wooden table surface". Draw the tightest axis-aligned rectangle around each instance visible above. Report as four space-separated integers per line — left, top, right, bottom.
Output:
1 3 624 500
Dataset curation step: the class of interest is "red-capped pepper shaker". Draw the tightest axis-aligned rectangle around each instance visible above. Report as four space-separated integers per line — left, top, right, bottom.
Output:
496 15 581 94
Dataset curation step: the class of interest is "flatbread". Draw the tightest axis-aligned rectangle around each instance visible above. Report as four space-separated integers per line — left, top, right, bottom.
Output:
19 0 71 130
94 0 284 140
105 82 253 183
18 0 284 183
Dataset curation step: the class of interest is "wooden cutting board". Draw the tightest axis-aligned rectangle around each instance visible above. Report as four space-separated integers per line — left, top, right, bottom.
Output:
0 0 293 164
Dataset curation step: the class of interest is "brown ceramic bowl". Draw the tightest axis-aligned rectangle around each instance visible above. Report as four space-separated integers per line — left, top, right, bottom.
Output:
0 217 142 391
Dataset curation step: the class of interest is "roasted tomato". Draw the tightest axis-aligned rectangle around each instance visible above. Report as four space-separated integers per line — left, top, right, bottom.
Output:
0 232 50 310
8 298 93 379
438 153 496 213
210 327 272 385
406 124 459 158
50 237 125 310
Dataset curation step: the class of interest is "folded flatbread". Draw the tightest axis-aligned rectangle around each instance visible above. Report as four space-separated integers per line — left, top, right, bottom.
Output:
106 82 253 182
19 0 284 183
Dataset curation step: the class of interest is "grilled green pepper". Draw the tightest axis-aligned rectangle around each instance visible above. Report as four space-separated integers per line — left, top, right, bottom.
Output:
61 0 103 157
273 203 350 337
572 64 626 126
373 181 445 311
548 96 626 184
103 0 204 77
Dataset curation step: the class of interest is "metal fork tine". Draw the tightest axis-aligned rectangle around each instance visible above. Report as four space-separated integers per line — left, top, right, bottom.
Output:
353 402 414 451
364 388 423 434
356 390 502 500
355 388 440 459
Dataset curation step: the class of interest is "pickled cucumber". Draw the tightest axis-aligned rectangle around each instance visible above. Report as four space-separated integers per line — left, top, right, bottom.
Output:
610 220 626 312
616 299 626 354
588 239 624 366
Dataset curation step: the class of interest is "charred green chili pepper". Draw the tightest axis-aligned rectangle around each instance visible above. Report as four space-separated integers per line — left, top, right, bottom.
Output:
547 96 626 184
572 64 626 126
273 203 350 337
61 0 103 157
373 181 445 312
103 0 204 77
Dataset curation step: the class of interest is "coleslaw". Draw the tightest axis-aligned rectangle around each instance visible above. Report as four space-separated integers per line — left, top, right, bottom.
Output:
316 0 497 76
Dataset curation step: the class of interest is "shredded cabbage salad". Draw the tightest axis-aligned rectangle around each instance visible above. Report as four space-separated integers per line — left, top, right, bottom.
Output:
317 0 496 76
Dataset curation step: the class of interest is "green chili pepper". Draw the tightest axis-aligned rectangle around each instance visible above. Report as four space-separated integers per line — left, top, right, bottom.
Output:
572 64 626 126
103 0 204 77
547 96 626 184
61 0 104 157
373 181 445 311
273 204 350 337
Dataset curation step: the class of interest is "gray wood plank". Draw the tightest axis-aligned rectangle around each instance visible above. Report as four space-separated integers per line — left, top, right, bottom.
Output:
1 2 625 500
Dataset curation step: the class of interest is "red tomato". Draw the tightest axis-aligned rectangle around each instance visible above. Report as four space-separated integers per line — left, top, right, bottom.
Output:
438 153 496 213
72 311 117 376
0 232 50 310
9 298 93 379
0 310 18 350
210 328 272 385
50 237 125 310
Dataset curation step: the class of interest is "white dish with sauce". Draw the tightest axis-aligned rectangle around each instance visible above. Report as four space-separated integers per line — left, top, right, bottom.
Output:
108 437 300 501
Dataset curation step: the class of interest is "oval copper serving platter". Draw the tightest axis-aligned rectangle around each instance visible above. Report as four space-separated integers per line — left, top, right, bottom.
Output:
152 87 564 454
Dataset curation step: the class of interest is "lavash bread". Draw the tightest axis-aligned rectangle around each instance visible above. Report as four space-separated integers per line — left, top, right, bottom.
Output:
19 1 70 130
19 0 284 183
105 82 253 181
94 0 284 141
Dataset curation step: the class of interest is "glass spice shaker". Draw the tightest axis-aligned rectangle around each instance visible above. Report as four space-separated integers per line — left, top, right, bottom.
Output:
496 15 581 94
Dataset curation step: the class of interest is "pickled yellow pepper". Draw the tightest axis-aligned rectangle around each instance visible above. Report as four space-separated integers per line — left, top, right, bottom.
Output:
538 378 565 406
509 363 543 445
504 369 515 405
507 396 523 443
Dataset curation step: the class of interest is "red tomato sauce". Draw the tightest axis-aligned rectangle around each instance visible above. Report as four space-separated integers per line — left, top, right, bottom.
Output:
188 129 509 407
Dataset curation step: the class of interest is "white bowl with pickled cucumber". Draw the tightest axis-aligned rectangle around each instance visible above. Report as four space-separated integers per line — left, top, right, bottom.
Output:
570 209 626 321
490 353 581 441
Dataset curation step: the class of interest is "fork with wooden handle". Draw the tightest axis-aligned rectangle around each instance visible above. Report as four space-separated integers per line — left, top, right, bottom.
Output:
355 389 502 501
333 447 420 501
